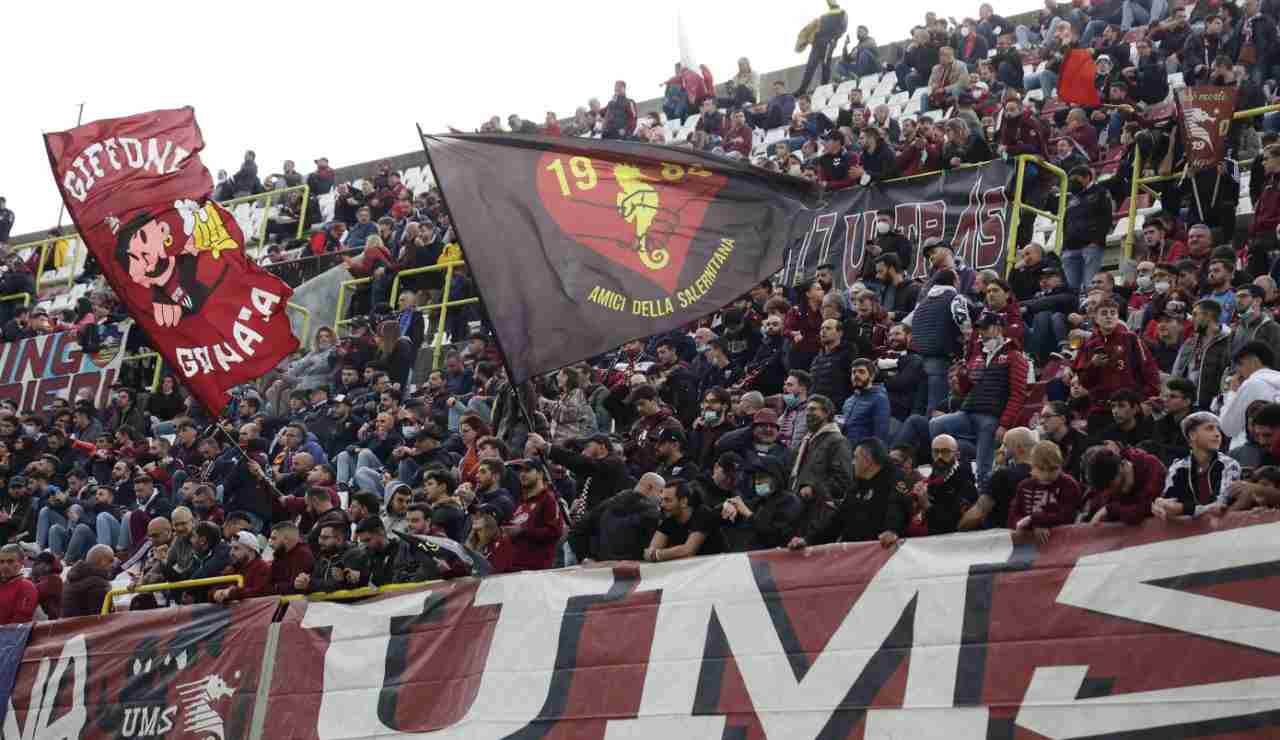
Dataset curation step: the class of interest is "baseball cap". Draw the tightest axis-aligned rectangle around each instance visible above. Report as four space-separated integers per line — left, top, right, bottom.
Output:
232 531 261 554
752 409 780 427
922 238 951 256
654 427 686 445
507 458 539 471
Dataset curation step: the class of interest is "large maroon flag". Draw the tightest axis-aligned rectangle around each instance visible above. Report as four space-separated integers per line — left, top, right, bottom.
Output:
44 107 299 414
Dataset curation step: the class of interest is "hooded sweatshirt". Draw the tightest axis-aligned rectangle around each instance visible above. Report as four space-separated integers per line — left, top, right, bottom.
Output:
1218 368 1280 445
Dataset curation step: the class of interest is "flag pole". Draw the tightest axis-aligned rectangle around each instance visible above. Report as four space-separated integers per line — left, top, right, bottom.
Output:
55 103 85 231
416 125 541 439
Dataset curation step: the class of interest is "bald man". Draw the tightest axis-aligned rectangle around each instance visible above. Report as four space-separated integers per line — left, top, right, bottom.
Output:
959 427 1036 530
146 507 195 585
567 478 663 563
637 472 666 500
63 544 115 617
909 434 972 535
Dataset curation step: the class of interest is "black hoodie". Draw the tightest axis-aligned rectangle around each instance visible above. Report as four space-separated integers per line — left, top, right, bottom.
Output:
567 488 660 562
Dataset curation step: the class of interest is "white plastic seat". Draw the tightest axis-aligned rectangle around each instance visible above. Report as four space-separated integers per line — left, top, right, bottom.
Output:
813 83 836 100
887 91 910 106
763 127 789 146
880 70 897 87
823 105 840 122
835 79 859 97
858 75 881 92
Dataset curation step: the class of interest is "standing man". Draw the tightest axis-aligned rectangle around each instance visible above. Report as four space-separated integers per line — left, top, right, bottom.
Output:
0 197 14 246
795 0 849 95
909 270 972 414
506 460 565 572
789 395 854 503
809 319 854 411
788 439 906 550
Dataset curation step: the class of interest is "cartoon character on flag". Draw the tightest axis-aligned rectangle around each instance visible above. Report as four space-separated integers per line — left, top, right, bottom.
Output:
110 199 237 327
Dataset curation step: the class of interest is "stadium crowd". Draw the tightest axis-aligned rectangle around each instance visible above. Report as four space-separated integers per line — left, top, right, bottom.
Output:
6 0 1280 624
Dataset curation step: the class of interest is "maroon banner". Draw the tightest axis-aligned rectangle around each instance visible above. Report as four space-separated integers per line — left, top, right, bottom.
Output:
1179 86 1237 171
261 514 1280 738
3 599 276 739
44 107 299 414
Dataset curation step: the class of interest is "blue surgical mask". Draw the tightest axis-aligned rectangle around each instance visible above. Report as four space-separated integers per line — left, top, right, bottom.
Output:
703 410 721 423
754 481 773 496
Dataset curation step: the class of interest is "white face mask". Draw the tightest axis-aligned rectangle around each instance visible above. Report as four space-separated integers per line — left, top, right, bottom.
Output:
1136 274 1153 291
1154 280 1171 294
876 222 891 235
788 164 802 177
982 337 1002 354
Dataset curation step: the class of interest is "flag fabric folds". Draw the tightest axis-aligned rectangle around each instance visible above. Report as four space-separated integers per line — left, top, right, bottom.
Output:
420 132 815 384
44 107 299 414
1058 48 1101 107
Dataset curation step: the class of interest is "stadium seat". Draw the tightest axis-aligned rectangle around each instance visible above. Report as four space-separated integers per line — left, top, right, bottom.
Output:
887 91 909 107
880 70 897 87
763 127 788 147
814 83 836 101
868 95 887 109
1168 72 1185 89
922 109 944 121
682 113 702 131
812 91 831 109
823 105 841 123
874 78 896 97
318 192 336 223
1025 88 1044 102
858 75 881 92
835 79 859 98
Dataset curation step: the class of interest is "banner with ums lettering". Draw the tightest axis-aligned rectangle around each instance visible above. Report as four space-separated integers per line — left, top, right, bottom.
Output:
44 107 299 414
420 131 816 384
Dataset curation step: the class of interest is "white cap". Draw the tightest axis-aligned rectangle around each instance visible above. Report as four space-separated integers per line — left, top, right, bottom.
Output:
232 531 261 555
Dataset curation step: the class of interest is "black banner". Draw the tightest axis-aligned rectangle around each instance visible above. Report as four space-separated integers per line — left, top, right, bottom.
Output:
420 132 815 383
783 160 1015 291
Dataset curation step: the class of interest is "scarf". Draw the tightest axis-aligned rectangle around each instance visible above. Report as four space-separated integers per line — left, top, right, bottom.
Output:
791 422 841 481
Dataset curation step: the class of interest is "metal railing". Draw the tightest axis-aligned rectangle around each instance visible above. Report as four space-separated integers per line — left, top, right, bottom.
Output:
1005 155 1069 276
0 292 31 310
6 233 87 296
1120 102 1280 260
287 302 313 352
278 579 440 604
121 351 164 393
102 575 243 615
335 260 478 371
217 184 312 254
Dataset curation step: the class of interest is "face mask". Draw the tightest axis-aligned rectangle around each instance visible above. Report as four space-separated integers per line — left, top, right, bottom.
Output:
696 344 710 353
754 482 773 496
402 426 419 437
788 164 802 177
1154 280 1171 293
702 410 721 423
22 425 37 437
1136 274 1153 291
876 222 891 235
782 393 799 407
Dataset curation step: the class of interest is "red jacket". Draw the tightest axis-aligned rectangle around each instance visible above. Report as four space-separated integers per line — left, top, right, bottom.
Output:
895 141 942 178
0 576 38 625
506 487 565 572
270 541 316 595
1102 447 1165 525
1066 123 1100 162
224 557 272 601
1251 175 1280 237
1009 473 1083 528
722 124 753 157
965 299 1026 357
1071 325 1160 414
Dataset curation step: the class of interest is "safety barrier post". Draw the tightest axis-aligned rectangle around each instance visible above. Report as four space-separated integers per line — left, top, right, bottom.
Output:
0 293 31 310
1003 155 1069 278
216 184 311 255
122 351 165 393
386 261 481 371
287 302 312 351
333 276 371 334
433 262 456 372
102 575 243 615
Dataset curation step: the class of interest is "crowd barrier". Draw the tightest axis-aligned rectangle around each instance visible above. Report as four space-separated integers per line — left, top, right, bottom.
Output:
4 512 1278 739
335 259 478 372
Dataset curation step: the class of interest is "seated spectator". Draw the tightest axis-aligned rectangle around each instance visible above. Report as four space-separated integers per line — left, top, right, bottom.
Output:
942 117 994 167
0 544 38 624
1145 378 1196 465
1100 389 1155 448
961 427 1036 530
1084 445 1166 525
62 544 114 617
268 521 314 595
1171 299 1233 411
645 478 724 562
928 46 972 108
211 531 271 604
1154 412 1242 519
788 438 905 550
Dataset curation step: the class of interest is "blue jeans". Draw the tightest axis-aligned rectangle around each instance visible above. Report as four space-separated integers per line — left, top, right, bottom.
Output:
152 420 178 435
1264 111 1280 134
895 64 926 95
37 506 74 550
921 356 952 416
62 513 124 562
893 414 934 458
1031 311 1069 364
337 448 385 491
930 412 1000 486
1024 70 1059 98
1061 245 1104 295
447 397 492 432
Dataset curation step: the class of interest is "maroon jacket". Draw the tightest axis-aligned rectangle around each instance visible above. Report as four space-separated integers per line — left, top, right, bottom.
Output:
0 576 38 624
999 114 1050 158
1066 123 1100 162
1101 447 1166 525
1071 325 1161 415
506 487 565 572
224 556 272 601
270 542 316 595
1009 473 1084 528
722 123 754 157
1251 174 1280 237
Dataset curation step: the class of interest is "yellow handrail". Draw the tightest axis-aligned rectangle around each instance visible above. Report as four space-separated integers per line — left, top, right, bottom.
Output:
0 292 31 309
333 275 371 335
121 351 164 393
279 579 442 604
286 302 312 351
1005 155 1069 278
216 184 311 254
388 260 480 371
6 234 86 296
102 575 243 615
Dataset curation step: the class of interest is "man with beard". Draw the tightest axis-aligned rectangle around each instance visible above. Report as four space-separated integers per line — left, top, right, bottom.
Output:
906 434 970 536
775 370 812 450
269 521 314 595
744 313 788 397
1200 258 1238 322
0 475 35 546
788 438 906 550
624 385 685 476
645 478 725 562
470 459 516 525
878 324 925 424
652 427 700 483
875 255 920 322
652 339 698 423
809 319 854 411
301 487 351 557
210 531 271 604
845 292 890 358
504 459 565 571
1172 299 1233 411
841 360 891 447
1232 285 1280 357
960 427 1035 531
714 409 789 496
789 395 854 503
297 523 352 594
689 388 735 472
696 340 741 401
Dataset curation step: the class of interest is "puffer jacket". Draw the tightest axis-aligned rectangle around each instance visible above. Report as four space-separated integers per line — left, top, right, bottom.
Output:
284 345 337 391
567 489 660 562
1062 182 1114 251
840 385 891 446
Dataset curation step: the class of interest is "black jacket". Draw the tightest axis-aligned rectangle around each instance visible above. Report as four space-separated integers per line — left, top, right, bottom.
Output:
548 446 632 513
1063 182 1114 250
809 344 854 410
568 489 660 561
879 351 925 420
809 465 907 545
722 458 803 551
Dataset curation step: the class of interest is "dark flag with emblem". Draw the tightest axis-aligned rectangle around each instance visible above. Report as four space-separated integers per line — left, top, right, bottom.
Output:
1177 86 1237 171
419 131 815 383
